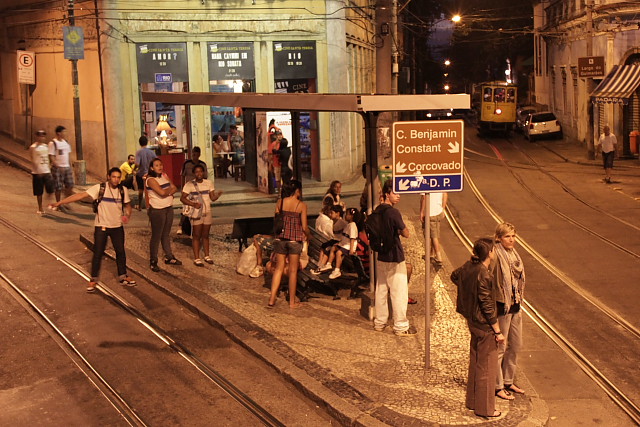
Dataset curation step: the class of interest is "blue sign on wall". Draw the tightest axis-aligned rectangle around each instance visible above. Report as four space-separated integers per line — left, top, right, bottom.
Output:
155 73 173 83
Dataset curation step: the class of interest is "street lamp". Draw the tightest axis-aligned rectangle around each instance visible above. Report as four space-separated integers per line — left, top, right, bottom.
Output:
452 15 461 23
444 84 450 91
444 59 451 66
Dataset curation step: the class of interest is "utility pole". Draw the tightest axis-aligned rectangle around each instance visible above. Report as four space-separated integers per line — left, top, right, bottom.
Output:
585 0 596 160
68 0 86 183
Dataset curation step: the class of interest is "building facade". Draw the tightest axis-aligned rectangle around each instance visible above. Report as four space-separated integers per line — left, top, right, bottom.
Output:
0 0 376 188
533 0 640 156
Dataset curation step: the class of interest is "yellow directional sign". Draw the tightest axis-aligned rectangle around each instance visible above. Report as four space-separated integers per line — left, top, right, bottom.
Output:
392 120 464 193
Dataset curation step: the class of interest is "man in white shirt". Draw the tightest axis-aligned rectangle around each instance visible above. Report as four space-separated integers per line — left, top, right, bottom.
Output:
29 129 55 214
421 192 448 266
50 167 135 293
48 125 75 205
597 125 617 183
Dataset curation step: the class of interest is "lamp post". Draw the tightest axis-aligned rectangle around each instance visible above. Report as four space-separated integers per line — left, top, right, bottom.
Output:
68 0 85 184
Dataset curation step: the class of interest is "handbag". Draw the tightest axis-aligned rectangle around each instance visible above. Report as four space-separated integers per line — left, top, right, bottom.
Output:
182 180 203 219
273 198 284 235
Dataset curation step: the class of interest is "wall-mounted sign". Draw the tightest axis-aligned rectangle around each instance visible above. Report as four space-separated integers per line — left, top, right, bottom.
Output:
17 50 35 84
63 26 84 60
136 43 188 83
208 42 255 80
155 73 172 83
578 56 605 78
273 41 317 80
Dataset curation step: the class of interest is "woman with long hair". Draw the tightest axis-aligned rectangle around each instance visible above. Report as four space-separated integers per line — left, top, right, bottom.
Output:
451 238 504 418
180 164 223 266
492 223 526 400
322 180 345 210
267 180 310 309
146 158 180 272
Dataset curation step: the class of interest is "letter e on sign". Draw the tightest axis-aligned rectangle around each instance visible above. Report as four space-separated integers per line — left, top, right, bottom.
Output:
17 51 36 85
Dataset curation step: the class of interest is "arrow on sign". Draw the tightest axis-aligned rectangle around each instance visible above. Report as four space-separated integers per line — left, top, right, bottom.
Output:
395 162 407 173
398 179 411 191
447 141 460 153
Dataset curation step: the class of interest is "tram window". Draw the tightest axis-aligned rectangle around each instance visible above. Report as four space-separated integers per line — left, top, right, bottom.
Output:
506 88 515 102
494 88 505 102
483 87 492 101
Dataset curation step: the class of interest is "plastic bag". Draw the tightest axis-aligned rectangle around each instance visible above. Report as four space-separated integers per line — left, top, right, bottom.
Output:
236 244 257 275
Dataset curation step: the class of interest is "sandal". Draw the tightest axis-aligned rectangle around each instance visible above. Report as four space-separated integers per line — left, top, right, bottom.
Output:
194 258 205 267
164 257 182 265
496 389 514 400
119 277 137 287
204 256 214 264
86 281 97 293
478 411 501 418
150 262 160 272
505 384 525 394
266 302 276 309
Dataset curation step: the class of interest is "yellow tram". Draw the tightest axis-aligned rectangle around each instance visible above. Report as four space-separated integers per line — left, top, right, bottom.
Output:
472 81 517 135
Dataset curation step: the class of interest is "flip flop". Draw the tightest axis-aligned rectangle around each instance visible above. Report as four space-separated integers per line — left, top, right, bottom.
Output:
496 389 514 400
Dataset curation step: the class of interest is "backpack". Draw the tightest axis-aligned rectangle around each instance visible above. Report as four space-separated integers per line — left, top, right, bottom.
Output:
364 204 395 254
93 182 125 214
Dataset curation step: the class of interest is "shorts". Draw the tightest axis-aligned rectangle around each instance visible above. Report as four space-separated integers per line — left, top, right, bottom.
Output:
254 235 275 252
32 173 54 196
321 239 339 254
135 175 144 189
337 246 350 256
190 209 212 226
602 151 614 169
422 212 444 238
52 166 74 191
273 239 303 255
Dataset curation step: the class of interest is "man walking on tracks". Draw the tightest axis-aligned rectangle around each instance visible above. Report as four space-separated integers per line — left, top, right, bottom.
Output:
48 125 74 208
372 180 417 336
29 129 55 215
50 167 135 293
597 125 617 184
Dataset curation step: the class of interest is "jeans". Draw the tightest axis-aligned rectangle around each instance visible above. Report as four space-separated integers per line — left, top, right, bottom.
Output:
148 206 174 264
91 226 127 281
374 260 409 332
496 310 523 389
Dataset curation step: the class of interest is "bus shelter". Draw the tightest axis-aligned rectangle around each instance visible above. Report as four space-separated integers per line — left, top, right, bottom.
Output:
142 91 470 318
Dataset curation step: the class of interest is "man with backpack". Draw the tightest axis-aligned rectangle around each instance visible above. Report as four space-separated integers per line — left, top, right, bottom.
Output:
50 167 135 293
368 180 417 336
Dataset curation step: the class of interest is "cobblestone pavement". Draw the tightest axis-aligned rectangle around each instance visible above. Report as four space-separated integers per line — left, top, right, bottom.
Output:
98 213 543 426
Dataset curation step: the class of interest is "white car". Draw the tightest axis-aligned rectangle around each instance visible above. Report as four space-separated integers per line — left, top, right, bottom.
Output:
516 106 537 132
524 111 563 141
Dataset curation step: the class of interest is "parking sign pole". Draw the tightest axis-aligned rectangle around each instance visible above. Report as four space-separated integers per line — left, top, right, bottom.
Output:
424 192 431 370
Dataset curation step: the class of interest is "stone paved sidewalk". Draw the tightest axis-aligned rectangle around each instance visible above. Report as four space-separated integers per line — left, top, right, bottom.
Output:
84 212 546 426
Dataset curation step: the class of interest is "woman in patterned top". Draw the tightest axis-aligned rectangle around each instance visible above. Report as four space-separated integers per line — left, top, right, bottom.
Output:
180 164 222 266
267 180 310 309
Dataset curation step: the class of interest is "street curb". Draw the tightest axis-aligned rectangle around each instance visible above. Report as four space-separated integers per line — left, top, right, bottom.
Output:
79 233 384 426
515 369 550 427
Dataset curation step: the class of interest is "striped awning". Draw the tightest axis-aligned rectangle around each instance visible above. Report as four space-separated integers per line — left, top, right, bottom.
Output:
591 64 640 105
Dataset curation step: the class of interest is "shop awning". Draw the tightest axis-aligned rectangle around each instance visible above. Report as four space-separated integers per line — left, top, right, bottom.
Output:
591 64 640 104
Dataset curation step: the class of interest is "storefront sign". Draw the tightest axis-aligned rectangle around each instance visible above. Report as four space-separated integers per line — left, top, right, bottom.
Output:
208 42 255 80
17 51 35 84
63 26 84 60
392 120 465 193
273 41 317 80
155 73 172 83
136 43 188 83
578 56 605 78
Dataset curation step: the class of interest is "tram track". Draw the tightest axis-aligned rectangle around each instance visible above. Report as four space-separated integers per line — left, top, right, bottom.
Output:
480 138 640 260
444 170 640 424
0 215 285 427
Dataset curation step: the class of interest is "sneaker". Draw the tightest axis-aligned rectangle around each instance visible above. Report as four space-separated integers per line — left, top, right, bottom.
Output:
319 263 333 272
86 281 97 293
394 326 417 336
328 269 341 279
374 324 387 332
119 277 137 287
310 268 322 276
249 265 264 278
36 210 44 216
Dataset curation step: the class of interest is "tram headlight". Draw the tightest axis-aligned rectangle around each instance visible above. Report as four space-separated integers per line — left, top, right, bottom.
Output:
495 108 502 115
